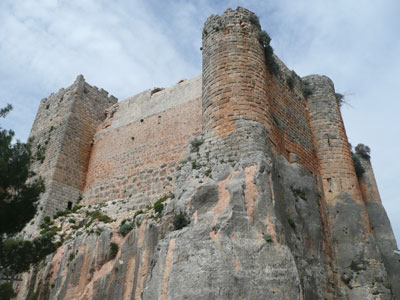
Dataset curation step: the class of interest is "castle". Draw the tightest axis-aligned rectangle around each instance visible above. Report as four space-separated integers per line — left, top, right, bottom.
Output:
23 7 398 300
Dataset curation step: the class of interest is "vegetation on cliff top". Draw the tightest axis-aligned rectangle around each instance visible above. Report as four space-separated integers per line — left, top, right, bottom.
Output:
250 14 279 77
355 143 371 160
258 30 280 76
351 143 371 178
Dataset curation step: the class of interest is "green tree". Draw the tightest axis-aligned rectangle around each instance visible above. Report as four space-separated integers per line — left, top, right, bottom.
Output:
0 104 44 236
0 104 52 298
355 143 371 160
0 282 16 300
0 235 56 288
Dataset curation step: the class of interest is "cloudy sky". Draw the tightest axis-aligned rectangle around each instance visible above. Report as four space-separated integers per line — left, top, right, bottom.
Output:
0 0 398 246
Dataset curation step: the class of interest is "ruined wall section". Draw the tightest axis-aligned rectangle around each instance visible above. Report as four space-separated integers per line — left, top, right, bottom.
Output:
28 75 117 222
83 77 202 208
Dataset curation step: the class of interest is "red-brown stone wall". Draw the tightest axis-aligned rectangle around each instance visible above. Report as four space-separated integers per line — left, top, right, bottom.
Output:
52 81 116 192
83 98 202 207
202 7 318 174
28 75 117 220
265 68 319 175
202 8 272 138
304 75 362 202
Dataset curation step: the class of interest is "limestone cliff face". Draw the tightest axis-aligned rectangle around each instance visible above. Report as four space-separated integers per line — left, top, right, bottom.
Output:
16 6 399 300
17 148 397 299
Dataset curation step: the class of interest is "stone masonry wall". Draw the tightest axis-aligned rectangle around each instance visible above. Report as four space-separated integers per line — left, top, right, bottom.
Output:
304 75 361 201
202 8 271 137
267 59 319 174
28 75 117 224
305 75 391 298
201 7 272 164
83 77 202 208
202 8 318 174
21 6 399 299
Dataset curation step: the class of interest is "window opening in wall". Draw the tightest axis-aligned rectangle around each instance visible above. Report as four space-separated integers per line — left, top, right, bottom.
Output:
324 133 331 146
158 116 161 124
327 178 332 192
325 133 338 147
67 201 72 210
140 119 144 123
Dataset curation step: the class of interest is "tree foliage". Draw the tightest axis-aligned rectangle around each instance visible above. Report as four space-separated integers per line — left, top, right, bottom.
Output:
350 143 369 178
257 30 280 76
355 143 371 160
0 282 16 300
173 213 189 230
0 234 56 290
352 152 365 178
0 236 54 273
0 104 53 294
0 105 44 236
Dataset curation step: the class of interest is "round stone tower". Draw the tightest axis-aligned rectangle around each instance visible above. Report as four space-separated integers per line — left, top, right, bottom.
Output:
202 7 272 157
304 75 391 298
303 75 361 202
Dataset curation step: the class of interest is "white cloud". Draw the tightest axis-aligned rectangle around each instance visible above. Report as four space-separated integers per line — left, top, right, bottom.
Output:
0 0 200 139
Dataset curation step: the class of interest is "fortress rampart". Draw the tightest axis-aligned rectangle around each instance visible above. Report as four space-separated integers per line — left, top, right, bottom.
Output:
28 7 382 230
202 8 319 173
202 8 271 136
23 7 399 299
28 75 116 224
304 75 361 201
27 7 383 225
83 77 202 207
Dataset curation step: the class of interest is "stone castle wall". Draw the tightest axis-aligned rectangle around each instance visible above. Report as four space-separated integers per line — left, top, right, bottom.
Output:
304 75 361 201
28 75 117 223
265 59 319 173
27 9 375 224
202 8 319 173
202 8 271 136
28 9 349 216
24 6 399 299
83 77 202 207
